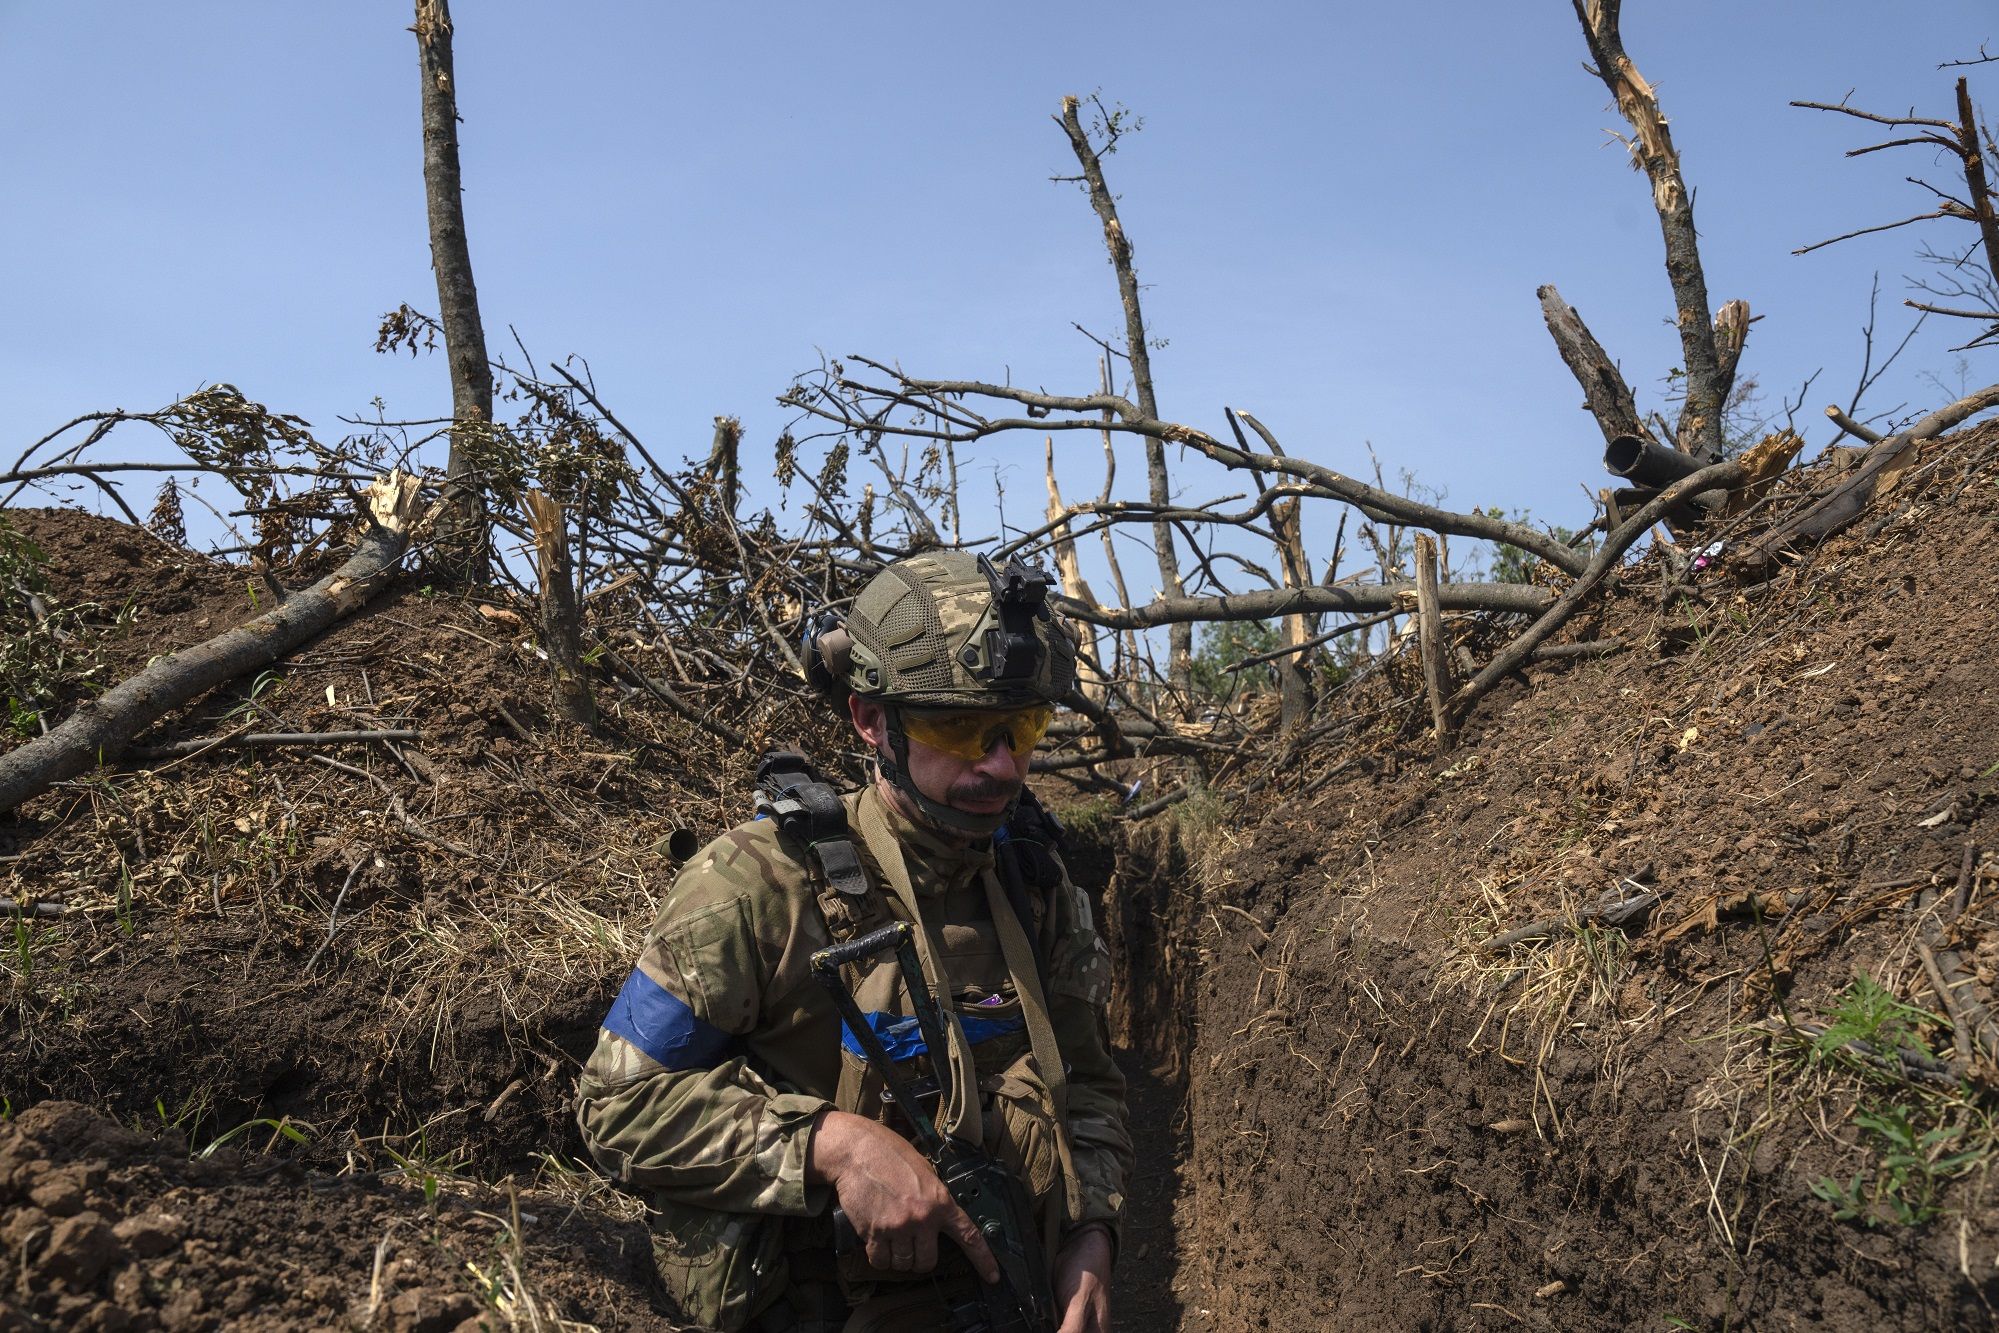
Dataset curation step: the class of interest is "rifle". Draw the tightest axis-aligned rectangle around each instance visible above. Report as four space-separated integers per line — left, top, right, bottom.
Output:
811 922 1059 1333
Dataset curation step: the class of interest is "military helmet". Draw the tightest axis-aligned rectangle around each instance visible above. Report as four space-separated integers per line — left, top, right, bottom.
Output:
808 551 1077 709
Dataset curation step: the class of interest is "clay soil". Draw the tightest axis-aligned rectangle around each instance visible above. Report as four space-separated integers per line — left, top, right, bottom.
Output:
4 423 1999 1330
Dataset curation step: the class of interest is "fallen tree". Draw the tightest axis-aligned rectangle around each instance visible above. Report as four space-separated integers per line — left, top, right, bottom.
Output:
0 472 422 817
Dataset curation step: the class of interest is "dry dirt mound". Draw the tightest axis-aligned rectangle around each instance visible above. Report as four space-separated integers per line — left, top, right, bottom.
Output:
0 505 820 1328
1160 424 1999 1329
1 1100 665 1332
0 505 1173 1330
0 505 792 1173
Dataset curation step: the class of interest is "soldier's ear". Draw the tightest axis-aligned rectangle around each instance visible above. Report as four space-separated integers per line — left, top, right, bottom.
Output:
848 694 888 748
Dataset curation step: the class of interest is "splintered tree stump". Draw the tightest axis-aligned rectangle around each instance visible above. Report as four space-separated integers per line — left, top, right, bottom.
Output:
1413 534 1454 751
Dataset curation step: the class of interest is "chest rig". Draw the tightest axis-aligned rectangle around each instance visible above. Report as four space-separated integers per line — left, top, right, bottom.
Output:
752 749 1067 981
753 750 1084 1263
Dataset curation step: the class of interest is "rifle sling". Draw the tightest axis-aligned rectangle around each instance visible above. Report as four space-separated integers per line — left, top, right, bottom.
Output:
851 795 1086 1229
854 797 986 1147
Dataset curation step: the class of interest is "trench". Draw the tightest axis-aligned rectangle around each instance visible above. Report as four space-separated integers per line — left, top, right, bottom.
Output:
1071 816 1207 1330
1082 802 1998 1333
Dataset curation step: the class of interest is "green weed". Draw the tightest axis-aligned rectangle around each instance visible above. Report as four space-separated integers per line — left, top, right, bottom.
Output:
115 860 136 938
201 1115 313 1158
379 1130 473 1219
221 669 284 723
1798 973 1991 1229
4 698 39 741
1809 974 1936 1069
1810 1105 1984 1227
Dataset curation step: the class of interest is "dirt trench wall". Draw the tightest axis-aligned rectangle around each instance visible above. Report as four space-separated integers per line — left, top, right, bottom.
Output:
1182 910 1986 1330
1120 441 1999 1330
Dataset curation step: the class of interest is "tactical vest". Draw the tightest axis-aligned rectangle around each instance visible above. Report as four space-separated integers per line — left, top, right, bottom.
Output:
752 752 1083 1288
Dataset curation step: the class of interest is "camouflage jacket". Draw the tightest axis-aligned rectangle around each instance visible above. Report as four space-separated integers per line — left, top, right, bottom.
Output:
575 783 1131 1246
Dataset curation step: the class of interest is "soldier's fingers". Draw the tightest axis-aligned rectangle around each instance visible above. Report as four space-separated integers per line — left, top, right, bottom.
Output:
912 1226 939 1273
864 1231 894 1272
1057 1286 1108 1333
945 1204 1001 1285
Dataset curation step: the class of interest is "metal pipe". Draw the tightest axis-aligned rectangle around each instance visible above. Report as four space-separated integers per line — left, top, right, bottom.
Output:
1604 434 1706 487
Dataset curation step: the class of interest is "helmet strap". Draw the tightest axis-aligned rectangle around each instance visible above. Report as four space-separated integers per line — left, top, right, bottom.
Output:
878 706 1015 837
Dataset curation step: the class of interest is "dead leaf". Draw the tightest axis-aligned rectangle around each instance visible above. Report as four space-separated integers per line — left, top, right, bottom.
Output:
478 605 525 629
1873 444 1917 499
1660 889 1792 942
1487 1118 1532 1134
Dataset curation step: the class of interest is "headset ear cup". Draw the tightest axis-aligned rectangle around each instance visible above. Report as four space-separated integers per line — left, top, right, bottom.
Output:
805 616 853 696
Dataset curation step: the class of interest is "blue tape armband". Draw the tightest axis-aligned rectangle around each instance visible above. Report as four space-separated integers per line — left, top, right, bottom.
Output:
602 967 737 1072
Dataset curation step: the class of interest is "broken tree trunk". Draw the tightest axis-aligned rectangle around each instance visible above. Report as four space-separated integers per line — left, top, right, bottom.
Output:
0 473 424 817
1539 284 1648 451
1413 534 1454 751
1043 441 1109 704
1954 77 1999 297
1272 494 1316 732
1572 0 1738 460
1058 94 1191 697
525 489 597 727
415 0 493 581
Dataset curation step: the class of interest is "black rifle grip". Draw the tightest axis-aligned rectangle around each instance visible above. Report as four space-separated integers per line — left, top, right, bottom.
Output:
811 920 911 974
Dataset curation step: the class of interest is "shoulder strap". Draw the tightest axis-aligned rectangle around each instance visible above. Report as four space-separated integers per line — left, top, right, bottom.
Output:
754 749 870 900
754 750 899 982
853 796 988 1146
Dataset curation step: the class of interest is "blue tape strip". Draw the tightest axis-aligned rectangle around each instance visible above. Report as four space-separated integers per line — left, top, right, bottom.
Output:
839 1009 1025 1062
602 967 737 1071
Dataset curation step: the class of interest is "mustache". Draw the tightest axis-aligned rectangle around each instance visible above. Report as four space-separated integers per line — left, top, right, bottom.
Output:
950 773 1021 802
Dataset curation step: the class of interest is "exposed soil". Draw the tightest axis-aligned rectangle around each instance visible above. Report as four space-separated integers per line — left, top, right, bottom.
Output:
0 1099 664 1332
1167 424 1999 1329
6 423 1999 1330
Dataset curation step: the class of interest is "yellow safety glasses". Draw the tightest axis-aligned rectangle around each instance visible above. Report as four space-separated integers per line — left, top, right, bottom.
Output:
900 705 1055 761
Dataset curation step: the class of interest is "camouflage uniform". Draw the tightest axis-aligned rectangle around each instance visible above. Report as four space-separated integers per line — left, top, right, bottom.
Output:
576 783 1129 1332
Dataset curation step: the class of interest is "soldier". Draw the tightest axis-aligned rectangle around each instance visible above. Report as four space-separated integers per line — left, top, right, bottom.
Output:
577 551 1132 1332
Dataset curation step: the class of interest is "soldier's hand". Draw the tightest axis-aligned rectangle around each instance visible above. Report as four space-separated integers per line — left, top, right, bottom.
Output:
1053 1223 1114 1332
806 1110 1001 1283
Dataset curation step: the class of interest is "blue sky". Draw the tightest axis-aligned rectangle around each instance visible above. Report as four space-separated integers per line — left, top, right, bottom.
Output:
4 2 1993 583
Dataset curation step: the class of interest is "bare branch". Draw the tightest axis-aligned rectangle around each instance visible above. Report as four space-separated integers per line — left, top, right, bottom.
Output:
1789 99 1957 131
1059 577 1550 632
1793 209 1954 256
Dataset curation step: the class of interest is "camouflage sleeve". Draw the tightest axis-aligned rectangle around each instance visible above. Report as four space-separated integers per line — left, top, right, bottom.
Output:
1043 854 1133 1250
575 829 833 1217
